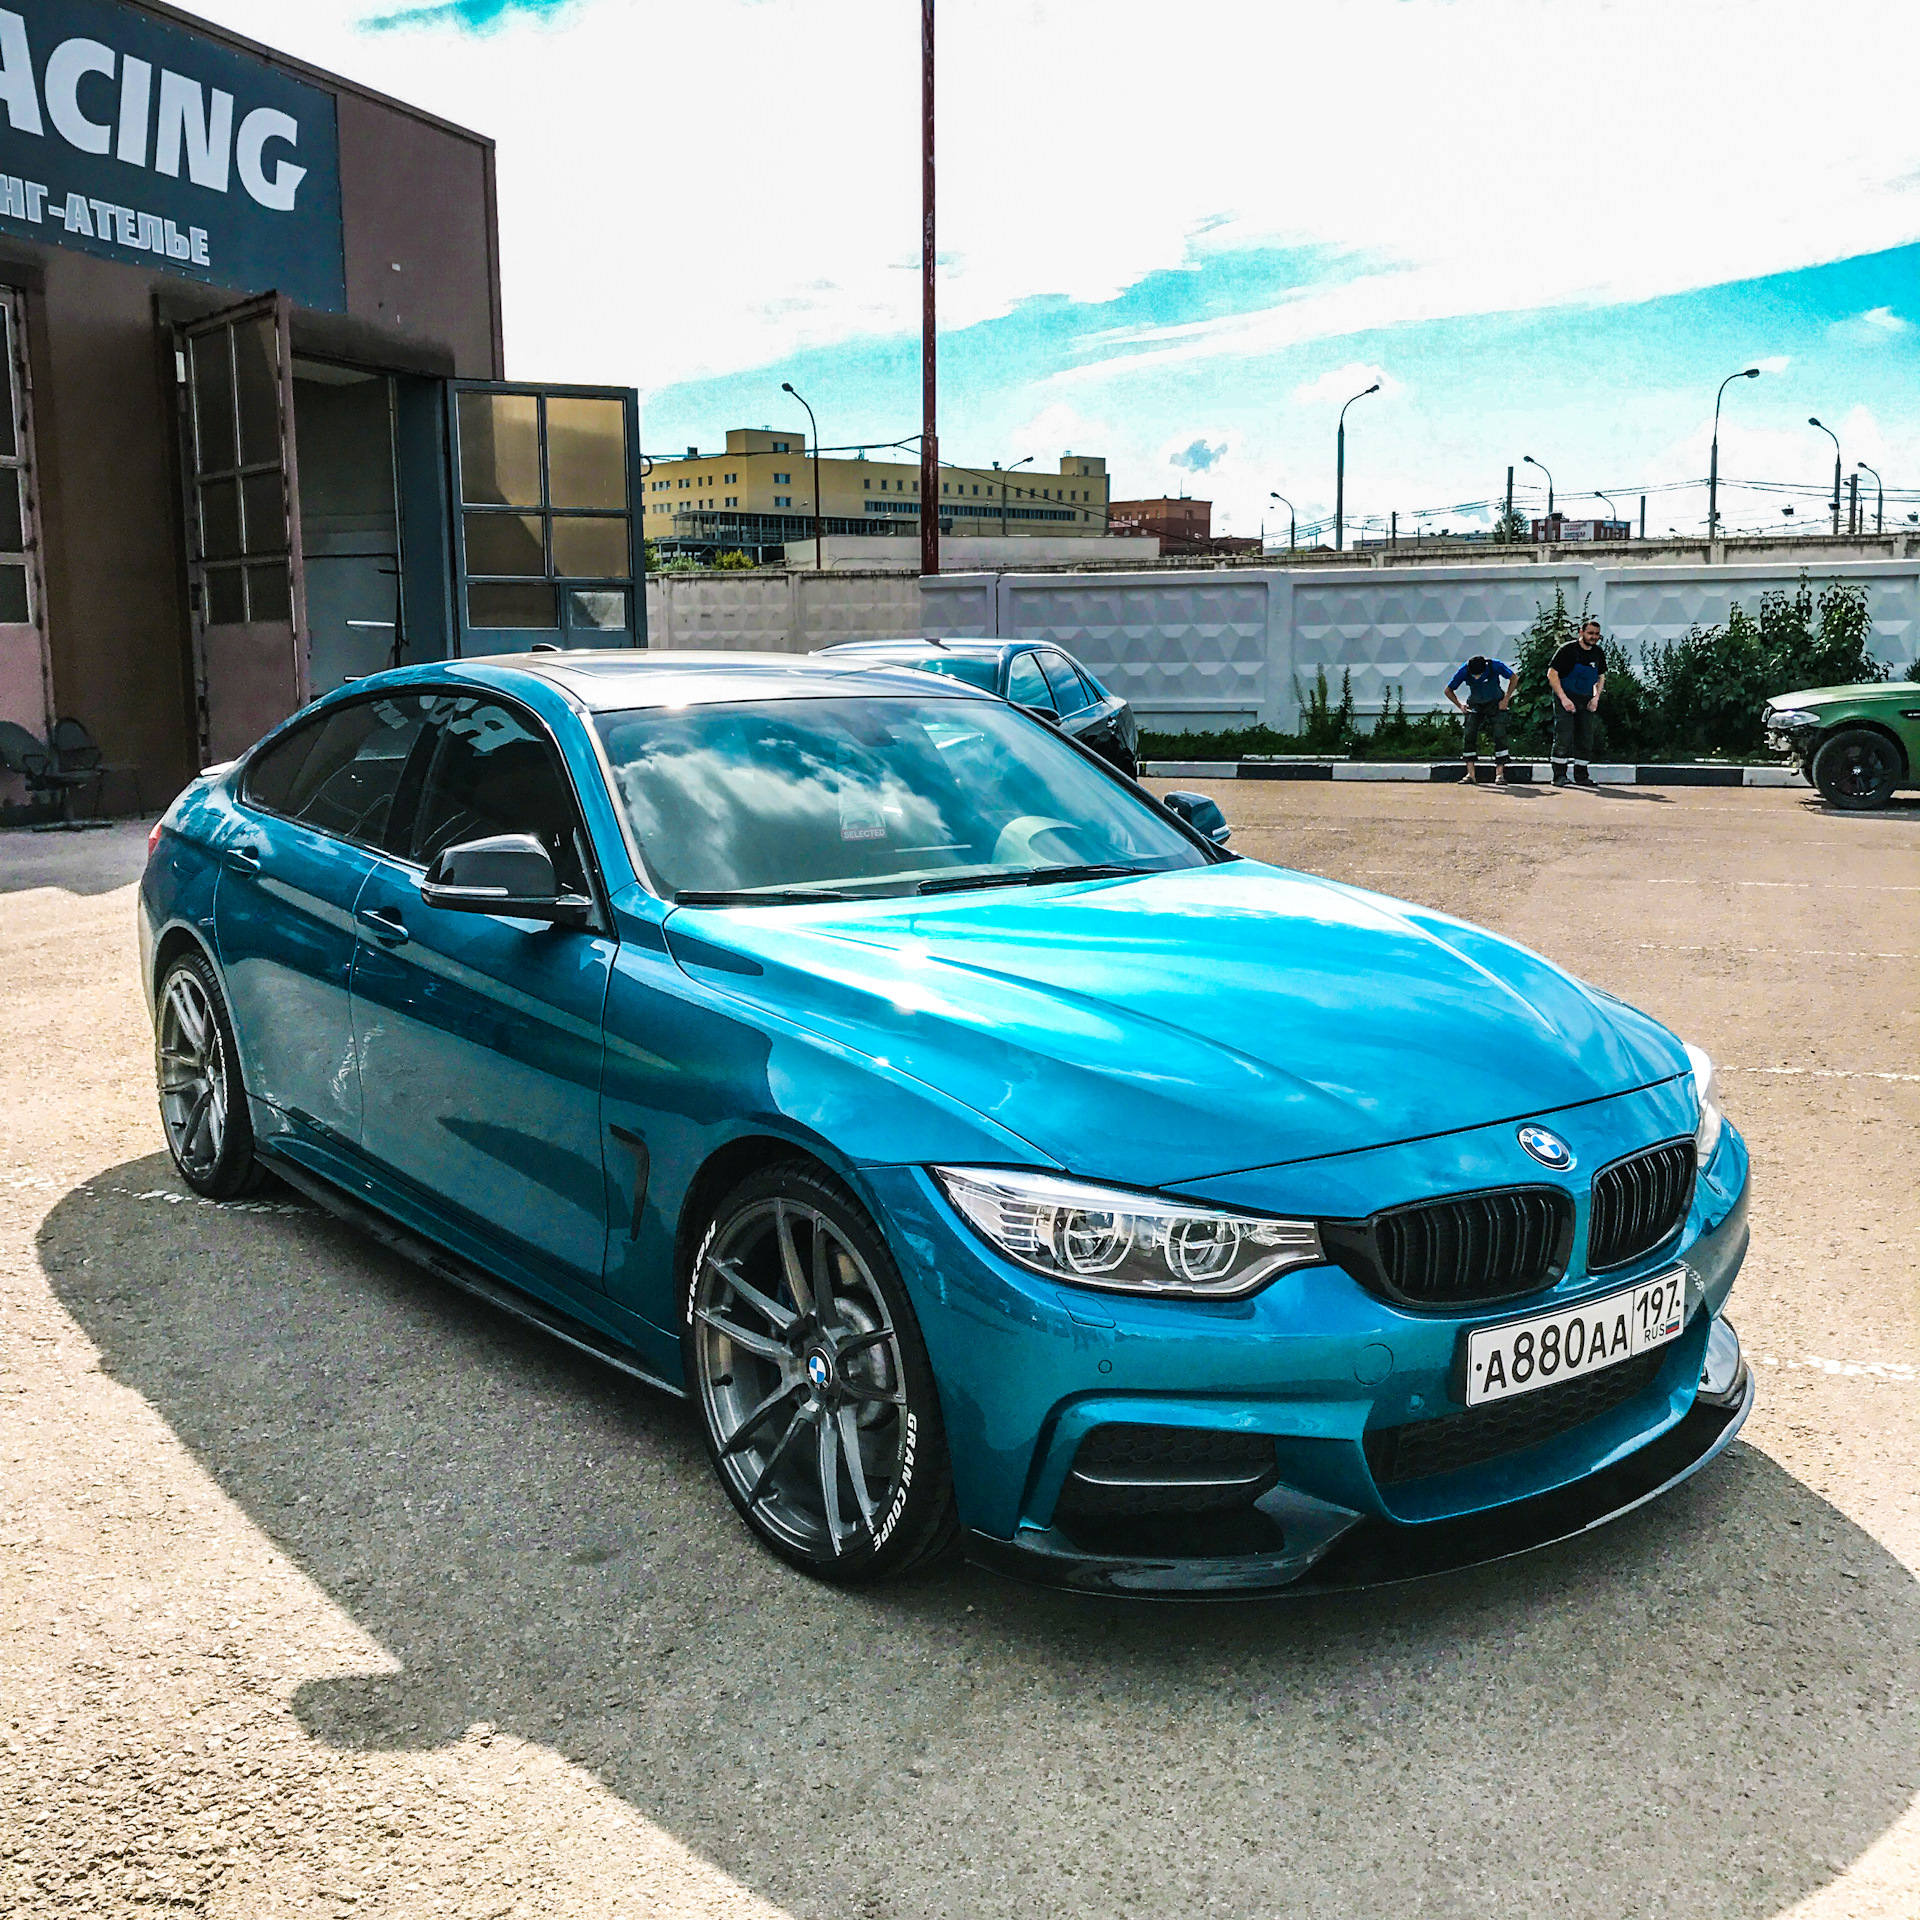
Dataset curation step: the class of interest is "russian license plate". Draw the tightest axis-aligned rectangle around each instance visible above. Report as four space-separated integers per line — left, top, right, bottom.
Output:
1464 1270 1686 1407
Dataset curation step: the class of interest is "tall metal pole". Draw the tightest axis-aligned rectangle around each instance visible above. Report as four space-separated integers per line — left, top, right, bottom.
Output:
1524 453 1554 519
918 0 939 576
1002 454 1032 539
1334 382 1378 553
1809 418 1840 535
780 382 822 571
1505 464 1514 538
1269 491 1295 552
1709 366 1759 537
1858 462 1884 534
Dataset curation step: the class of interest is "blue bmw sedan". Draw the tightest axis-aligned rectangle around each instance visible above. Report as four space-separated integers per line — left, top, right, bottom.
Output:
139 653 1752 1595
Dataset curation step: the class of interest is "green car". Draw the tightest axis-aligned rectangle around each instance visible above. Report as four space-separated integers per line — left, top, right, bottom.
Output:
1763 682 1920 810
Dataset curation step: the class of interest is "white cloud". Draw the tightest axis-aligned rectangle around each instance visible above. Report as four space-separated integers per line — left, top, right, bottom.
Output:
178 0 1920 401
1755 355 1793 374
1290 364 1401 410
1827 306 1912 342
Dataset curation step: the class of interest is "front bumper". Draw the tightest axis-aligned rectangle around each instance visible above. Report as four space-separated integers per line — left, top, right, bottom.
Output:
863 1079 1751 1596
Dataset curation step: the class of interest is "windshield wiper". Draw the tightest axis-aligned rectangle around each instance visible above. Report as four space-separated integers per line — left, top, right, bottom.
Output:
915 863 1153 896
673 887 862 907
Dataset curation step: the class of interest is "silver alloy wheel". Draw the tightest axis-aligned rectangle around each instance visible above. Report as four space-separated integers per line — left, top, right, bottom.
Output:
158 969 228 1180
693 1196 910 1560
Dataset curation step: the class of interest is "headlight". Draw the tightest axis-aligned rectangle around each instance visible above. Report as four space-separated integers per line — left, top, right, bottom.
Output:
1764 707 1816 730
931 1166 1323 1299
1685 1042 1723 1168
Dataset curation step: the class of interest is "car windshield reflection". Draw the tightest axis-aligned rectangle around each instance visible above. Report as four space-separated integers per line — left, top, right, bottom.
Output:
592 696 1203 901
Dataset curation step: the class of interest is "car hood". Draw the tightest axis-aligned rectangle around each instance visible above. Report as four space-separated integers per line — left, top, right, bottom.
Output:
1770 680 1918 710
663 862 1687 1187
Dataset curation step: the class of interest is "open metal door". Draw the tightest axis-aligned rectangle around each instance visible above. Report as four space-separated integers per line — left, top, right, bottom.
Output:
0 288 51 749
176 294 308 763
449 383 645 655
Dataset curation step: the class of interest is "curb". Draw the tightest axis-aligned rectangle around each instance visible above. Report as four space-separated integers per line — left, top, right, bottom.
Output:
1144 760 1808 788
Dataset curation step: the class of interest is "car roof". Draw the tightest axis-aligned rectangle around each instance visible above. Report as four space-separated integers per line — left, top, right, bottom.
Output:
447 649 1003 714
817 638 1017 659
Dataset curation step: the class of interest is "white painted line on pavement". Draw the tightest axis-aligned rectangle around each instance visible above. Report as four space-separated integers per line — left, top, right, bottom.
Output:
1621 943 1912 959
1643 879 1920 890
1760 1355 1919 1381
1724 1065 1920 1083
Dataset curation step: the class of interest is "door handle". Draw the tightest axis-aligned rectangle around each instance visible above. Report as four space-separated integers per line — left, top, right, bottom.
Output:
356 904 410 945
224 845 261 874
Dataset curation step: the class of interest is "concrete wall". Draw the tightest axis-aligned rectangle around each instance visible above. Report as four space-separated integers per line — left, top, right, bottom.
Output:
921 558 1920 732
643 568 922 654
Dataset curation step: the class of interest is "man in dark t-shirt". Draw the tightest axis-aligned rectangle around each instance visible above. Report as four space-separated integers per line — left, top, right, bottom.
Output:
1444 654 1515 784
1546 620 1608 787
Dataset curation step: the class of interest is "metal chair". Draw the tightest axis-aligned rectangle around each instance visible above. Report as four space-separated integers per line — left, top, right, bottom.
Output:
50 716 142 821
0 718 113 830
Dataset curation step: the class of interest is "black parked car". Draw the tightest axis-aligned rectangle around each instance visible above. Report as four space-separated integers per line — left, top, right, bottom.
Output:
817 638 1140 778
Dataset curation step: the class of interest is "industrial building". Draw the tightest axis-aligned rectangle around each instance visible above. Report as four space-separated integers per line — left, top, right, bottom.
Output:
0 0 642 815
646 430 1110 563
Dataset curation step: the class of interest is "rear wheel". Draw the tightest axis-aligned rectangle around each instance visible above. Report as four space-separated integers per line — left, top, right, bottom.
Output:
1811 727 1903 810
684 1161 958 1583
155 952 266 1198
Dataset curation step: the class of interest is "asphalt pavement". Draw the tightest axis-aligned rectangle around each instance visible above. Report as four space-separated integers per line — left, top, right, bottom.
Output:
2 785 1917 1919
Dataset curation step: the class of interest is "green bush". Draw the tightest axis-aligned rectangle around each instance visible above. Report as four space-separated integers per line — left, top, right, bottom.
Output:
714 549 757 570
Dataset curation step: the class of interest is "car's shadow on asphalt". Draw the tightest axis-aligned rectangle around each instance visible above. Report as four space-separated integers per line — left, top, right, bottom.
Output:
42 1157 1920 1920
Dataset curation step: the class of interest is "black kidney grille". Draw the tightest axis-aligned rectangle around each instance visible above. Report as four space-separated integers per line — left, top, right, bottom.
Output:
1588 1139 1695 1271
1364 1345 1669 1488
1326 1187 1573 1309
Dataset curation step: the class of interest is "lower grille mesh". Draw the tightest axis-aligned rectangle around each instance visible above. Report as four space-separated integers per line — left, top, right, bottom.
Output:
1364 1346 1670 1488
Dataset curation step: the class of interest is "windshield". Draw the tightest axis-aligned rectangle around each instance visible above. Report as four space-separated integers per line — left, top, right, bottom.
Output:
594 695 1205 901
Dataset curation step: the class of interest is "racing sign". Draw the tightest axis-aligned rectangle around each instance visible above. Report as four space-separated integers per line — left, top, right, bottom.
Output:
0 0 345 311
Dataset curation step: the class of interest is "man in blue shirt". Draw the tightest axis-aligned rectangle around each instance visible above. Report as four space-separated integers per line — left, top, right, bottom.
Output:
1444 654 1516 784
1547 620 1608 787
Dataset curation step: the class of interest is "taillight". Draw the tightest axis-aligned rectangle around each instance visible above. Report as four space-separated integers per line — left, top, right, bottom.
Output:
147 819 163 859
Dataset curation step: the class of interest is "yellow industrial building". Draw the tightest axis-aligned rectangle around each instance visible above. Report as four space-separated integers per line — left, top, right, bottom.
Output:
644 429 1110 562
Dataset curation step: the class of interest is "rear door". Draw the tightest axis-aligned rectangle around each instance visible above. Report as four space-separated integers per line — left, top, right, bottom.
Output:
178 295 308 763
0 289 50 752
1039 648 1126 763
449 384 645 656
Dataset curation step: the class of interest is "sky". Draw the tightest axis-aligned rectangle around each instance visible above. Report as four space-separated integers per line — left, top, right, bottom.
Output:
194 0 1920 542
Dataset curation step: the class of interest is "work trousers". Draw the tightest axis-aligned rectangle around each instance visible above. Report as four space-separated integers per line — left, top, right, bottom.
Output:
1552 702 1600 769
1461 706 1509 760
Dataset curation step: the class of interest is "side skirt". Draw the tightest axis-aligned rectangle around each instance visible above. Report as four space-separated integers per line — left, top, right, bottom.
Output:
265 1153 687 1401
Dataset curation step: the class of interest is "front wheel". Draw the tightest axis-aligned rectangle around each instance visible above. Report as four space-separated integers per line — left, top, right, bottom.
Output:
155 951 267 1198
1811 727 1903 810
684 1161 958 1583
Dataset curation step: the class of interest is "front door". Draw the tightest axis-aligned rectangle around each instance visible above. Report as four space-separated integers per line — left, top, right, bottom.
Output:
449 383 645 655
0 288 50 756
350 692 614 1285
178 295 308 763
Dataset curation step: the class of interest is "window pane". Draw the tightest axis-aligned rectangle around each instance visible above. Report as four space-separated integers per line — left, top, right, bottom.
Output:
550 515 629 578
546 397 626 509
567 588 628 631
232 317 281 468
191 328 234 473
246 560 291 622
200 479 242 561
0 469 23 555
464 511 547 577
204 565 246 624
1040 651 1087 715
277 695 431 848
0 560 26 623
1006 652 1053 711
241 470 285 556
458 391 541 506
467 581 556 628
244 711 328 814
409 697 587 890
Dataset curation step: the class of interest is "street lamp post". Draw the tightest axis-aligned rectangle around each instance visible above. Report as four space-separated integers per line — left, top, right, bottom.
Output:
780 381 823 571
1809 417 1841 535
1335 383 1379 552
918 0 938 575
1523 453 1554 521
1708 366 1761 536
1001 454 1033 538
1857 461 1884 534
1269 491 1296 553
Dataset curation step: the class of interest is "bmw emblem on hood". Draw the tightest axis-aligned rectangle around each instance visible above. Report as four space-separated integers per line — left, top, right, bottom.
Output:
1517 1124 1574 1171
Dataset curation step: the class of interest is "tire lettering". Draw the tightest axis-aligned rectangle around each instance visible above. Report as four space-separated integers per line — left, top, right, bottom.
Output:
874 1410 918 1548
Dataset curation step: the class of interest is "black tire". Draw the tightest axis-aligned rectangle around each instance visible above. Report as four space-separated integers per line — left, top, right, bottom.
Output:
1811 727 1903 811
154 950 268 1199
682 1159 960 1584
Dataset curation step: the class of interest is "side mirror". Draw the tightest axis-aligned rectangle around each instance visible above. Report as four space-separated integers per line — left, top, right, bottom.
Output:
420 833 593 924
1020 704 1062 726
1164 789 1231 845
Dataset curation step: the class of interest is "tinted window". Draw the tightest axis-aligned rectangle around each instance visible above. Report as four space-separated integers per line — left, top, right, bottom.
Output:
593 695 1203 899
407 698 590 894
903 653 999 691
1006 652 1053 711
243 696 430 850
1040 651 1090 715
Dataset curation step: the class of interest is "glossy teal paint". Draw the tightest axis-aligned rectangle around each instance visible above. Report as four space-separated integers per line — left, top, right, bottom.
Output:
138 653 1752 1581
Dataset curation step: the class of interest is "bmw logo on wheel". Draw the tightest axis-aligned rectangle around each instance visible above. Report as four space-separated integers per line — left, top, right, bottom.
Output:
1517 1124 1575 1171
806 1350 832 1390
